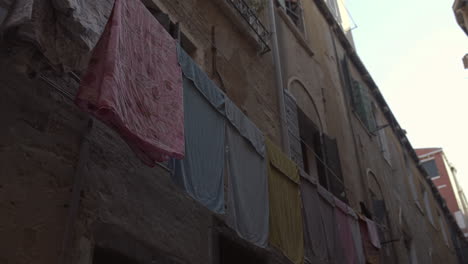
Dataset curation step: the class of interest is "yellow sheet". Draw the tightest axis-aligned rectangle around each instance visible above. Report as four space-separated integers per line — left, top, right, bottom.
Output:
267 139 304 264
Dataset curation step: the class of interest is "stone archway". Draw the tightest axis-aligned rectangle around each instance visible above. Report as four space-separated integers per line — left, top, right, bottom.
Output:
288 77 323 133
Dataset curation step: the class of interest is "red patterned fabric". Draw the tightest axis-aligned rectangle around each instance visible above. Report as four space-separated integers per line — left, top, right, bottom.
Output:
76 0 184 166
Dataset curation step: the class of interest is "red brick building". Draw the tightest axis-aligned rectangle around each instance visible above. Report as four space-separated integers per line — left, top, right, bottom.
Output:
417 148 468 237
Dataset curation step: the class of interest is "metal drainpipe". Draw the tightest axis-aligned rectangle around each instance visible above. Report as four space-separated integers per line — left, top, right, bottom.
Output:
268 0 290 155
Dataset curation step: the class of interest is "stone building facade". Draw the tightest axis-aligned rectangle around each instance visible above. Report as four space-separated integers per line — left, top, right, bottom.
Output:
1 0 466 263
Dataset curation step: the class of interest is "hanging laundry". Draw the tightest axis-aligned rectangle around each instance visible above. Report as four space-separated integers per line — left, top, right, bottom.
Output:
318 186 340 264
177 45 226 113
267 139 304 264
366 218 381 249
334 197 358 264
359 217 381 264
300 177 329 263
349 213 366 264
76 0 184 166
226 99 265 157
172 76 225 213
226 124 268 247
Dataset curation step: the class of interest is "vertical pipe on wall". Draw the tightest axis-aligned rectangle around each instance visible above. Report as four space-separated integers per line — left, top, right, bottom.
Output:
268 0 290 155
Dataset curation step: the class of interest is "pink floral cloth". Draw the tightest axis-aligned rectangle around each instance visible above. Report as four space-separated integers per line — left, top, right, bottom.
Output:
76 0 184 166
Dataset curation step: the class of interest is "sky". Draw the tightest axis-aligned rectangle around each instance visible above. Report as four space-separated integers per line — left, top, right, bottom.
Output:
346 1 468 189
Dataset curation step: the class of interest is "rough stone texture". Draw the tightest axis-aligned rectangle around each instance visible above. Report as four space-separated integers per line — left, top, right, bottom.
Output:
1 1 282 263
0 53 88 264
0 0 463 263
74 119 214 264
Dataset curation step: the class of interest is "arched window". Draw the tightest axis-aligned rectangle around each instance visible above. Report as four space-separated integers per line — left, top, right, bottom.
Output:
288 79 345 200
289 79 326 185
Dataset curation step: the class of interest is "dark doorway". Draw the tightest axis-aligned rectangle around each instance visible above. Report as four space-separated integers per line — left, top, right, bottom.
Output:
219 235 266 264
93 247 139 264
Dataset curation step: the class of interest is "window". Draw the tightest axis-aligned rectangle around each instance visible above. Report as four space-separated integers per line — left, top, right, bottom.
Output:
297 108 346 201
351 80 377 132
278 0 305 31
93 247 139 264
340 57 377 133
422 187 435 226
146 5 197 58
438 211 450 246
405 154 421 207
421 159 440 179
298 108 326 187
323 135 346 201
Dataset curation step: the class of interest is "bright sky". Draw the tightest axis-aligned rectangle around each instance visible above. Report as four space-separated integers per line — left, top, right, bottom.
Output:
346 1 468 189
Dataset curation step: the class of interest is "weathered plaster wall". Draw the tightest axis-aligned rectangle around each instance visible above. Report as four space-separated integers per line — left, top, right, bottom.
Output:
0 53 88 264
1 0 463 263
275 0 461 262
152 0 281 144
1 1 283 263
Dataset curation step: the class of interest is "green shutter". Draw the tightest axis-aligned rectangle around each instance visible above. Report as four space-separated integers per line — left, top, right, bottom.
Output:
351 80 377 132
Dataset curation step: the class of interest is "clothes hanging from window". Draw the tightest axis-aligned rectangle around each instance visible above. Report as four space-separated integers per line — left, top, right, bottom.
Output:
76 0 184 166
267 139 304 264
225 99 265 157
365 218 381 249
334 197 358 264
359 217 381 264
318 186 339 264
300 178 329 264
172 76 225 213
349 214 366 264
226 124 268 247
177 45 226 114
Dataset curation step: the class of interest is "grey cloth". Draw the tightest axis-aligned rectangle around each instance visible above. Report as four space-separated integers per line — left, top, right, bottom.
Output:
301 179 329 264
1 0 114 71
225 98 265 157
318 187 338 264
177 45 226 114
177 46 265 158
226 125 269 247
173 76 225 214
349 215 366 264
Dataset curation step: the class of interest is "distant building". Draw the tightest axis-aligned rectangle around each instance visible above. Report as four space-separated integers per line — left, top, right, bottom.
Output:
417 148 468 237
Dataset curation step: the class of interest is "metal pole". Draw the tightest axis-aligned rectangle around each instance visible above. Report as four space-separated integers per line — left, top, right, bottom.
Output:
268 0 290 155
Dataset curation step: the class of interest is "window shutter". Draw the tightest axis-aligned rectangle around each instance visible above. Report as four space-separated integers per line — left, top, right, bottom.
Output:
323 135 346 201
372 199 386 224
352 80 377 132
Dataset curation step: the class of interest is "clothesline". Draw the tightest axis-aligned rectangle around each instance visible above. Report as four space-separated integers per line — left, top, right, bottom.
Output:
172 3 280 116
287 128 348 188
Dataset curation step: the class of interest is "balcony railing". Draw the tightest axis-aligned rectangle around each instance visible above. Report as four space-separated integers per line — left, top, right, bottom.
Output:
225 0 271 54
